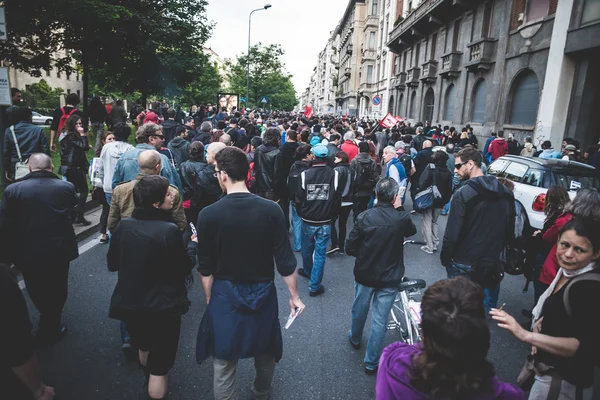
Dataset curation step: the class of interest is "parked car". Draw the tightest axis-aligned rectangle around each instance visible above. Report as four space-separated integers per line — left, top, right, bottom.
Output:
31 111 53 126
487 155 599 230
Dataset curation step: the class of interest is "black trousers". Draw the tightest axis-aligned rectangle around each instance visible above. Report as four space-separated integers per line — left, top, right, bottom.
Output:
20 260 70 339
66 168 88 217
331 205 352 251
353 197 370 223
279 194 290 229
99 202 110 234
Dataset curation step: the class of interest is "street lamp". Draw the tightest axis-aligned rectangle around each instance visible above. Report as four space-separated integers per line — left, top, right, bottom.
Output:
247 4 272 110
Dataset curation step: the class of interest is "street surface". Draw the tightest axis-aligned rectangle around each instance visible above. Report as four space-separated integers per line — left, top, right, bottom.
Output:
27 205 537 400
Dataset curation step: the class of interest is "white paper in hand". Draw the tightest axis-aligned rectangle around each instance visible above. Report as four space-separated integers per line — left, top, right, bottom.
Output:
284 309 300 329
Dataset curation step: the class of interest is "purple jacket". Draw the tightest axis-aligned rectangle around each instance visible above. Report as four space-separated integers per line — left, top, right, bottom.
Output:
376 342 525 400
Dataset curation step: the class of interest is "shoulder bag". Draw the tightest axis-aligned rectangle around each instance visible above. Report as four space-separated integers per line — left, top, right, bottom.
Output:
10 126 30 180
413 164 442 211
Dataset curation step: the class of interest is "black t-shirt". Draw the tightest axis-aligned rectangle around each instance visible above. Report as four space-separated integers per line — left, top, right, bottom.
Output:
0 265 35 399
196 193 296 281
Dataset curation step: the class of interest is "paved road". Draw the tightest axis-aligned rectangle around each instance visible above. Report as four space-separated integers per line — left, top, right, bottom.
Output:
26 207 536 400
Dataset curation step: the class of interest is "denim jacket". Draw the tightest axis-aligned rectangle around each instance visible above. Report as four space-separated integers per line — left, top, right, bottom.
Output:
3 122 50 177
111 143 182 193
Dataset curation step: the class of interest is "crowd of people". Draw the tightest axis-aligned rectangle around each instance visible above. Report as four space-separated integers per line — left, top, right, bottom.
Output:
1 91 600 400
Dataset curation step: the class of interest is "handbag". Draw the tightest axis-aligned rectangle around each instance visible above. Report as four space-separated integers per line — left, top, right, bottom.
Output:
517 355 561 398
10 126 30 180
413 164 442 211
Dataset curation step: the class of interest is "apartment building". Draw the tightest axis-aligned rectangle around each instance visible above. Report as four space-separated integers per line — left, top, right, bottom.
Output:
386 0 600 149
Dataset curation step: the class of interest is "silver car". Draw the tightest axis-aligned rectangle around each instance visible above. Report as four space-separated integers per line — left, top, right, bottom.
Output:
32 111 53 126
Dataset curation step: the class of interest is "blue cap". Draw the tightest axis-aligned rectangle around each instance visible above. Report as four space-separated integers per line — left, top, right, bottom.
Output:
310 136 321 147
311 144 329 158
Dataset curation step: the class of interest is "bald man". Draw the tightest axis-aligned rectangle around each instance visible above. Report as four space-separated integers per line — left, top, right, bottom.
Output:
108 150 186 232
187 142 225 222
0 153 78 345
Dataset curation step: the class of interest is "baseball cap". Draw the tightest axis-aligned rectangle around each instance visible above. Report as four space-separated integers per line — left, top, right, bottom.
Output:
311 144 328 158
310 136 321 147
564 144 577 151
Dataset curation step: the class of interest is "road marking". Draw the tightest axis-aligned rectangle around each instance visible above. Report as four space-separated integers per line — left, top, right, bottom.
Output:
18 238 101 291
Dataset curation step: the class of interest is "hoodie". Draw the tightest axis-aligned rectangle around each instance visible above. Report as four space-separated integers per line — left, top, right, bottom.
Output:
519 142 535 157
488 137 508 161
167 136 191 168
441 175 515 267
99 141 134 193
538 148 562 159
376 342 525 400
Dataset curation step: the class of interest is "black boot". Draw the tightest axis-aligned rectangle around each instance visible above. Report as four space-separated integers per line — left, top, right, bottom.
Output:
73 213 91 226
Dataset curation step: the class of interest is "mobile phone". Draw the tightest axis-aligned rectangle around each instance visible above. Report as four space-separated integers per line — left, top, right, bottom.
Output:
189 222 197 236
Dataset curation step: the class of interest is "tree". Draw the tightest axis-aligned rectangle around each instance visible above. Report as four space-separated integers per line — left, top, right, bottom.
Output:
20 79 64 110
226 44 298 111
0 0 213 107
179 59 222 107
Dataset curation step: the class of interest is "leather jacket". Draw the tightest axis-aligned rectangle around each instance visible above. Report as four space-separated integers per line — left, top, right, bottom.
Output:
254 144 284 195
60 133 89 170
334 163 355 203
192 163 223 212
179 159 207 201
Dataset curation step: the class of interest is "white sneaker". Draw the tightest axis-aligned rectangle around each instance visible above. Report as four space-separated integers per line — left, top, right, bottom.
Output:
420 246 433 255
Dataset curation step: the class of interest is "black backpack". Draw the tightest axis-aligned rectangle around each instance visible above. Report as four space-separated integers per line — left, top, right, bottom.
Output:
398 153 412 176
355 160 377 190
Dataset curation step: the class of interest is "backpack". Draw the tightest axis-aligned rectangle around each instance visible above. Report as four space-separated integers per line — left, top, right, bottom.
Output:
355 160 377 190
399 153 412 176
247 161 256 193
57 107 77 133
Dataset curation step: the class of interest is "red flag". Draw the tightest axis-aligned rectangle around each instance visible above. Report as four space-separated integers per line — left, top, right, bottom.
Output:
379 112 399 128
304 106 314 119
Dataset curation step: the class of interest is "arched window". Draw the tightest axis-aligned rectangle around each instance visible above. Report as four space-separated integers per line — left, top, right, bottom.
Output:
398 93 404 117
443 84 456 121
509 70 540 125
423 88 435 123
471 79 487 123
409 91 417 118
389 95 394 114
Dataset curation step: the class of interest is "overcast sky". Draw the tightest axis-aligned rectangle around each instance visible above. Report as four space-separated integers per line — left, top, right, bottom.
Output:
204 0 349 98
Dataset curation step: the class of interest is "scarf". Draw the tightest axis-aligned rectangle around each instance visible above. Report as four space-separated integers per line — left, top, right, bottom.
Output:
531 261 597 326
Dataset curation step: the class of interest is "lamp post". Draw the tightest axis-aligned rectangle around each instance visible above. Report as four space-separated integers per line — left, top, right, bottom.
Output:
247 4 271 110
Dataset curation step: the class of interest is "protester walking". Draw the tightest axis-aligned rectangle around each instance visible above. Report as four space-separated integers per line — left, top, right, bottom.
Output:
108 175 197 400
98 123 133 206
95 131 115 243
287 144 313 252
328 151 354 255
195 147 305 400
350 142 379 222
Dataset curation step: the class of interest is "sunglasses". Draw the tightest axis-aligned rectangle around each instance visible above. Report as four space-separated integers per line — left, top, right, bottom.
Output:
454 161 467 170
151 134 165 139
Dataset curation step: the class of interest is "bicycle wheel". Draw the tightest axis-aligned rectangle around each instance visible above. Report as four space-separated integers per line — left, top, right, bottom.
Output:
388 292 414 344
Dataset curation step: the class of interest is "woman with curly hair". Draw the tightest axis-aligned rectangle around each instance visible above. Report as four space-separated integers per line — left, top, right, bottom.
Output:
377 278 524 399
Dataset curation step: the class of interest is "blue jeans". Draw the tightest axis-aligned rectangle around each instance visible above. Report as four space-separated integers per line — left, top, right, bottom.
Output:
349 283 397 370
446 262 500 312
291 202 302 252
442 198 451 214
120 320 131 344
105 192 112 206
301 222 331 292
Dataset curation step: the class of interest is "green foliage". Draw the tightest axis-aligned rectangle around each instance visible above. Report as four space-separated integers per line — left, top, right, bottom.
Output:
226 43 298 111
20 79 63 109
179 59 222 107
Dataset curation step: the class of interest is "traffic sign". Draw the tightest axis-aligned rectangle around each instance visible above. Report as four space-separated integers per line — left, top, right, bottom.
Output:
0 8 7 41
372 95 381 106
0 67 12 105
260 96 269 104
241 96 247 102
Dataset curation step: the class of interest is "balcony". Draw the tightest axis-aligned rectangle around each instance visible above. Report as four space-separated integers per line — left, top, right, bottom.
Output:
346 44 353 55
420 60 438 83
344 67 351 77
464 39 497 72
386 0 476 53
364 15 379 29
439 52 462 78
395 72 407 90
406 67 421 87
362 49 376 62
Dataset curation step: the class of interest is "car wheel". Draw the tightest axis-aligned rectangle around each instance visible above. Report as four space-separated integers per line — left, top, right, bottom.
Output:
45 119 52 125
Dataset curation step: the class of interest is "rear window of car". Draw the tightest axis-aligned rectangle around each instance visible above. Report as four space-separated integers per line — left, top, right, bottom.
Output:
552 171 600 191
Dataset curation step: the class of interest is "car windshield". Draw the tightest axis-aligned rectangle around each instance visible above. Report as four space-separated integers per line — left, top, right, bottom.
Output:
33 112 40 116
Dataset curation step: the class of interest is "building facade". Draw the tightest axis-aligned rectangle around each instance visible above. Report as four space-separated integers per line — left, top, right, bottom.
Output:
386 0 599 149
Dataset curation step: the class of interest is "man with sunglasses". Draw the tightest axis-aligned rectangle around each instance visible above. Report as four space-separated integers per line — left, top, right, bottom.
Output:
111 123 182 194
440 147 515 293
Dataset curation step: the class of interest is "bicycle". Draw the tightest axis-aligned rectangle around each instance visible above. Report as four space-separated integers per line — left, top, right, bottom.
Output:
386 240 427 345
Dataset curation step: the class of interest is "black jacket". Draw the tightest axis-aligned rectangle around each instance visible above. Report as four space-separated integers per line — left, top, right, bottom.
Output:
3 122 50 178
161 119 181 145
334 163 355 203
295 161 341 225
107 208 197 319
441 175 515 267
413 147 433 179
0 171 78 267
192 163 223 212
192 131 212 145
50 106 87 132
350 153 378 198
417 163 453 207
412 134 426 152
327 142 340 163
287 160 311 200
179 159 206 201
88 103 108 124
346 203 417 288
280 141 299 182
60 133 89 169
254 144 284 195
167 136 190 168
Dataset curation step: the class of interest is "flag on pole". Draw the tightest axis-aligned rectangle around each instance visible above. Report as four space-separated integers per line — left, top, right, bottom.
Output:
304 106 314 119
379 112 399 128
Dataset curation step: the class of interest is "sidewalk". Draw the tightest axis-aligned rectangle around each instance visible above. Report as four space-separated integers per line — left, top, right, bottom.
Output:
73 204 103 241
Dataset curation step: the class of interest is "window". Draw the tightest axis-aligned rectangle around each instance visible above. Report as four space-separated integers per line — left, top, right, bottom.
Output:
430 33 437 60
372 0 378 15
503 162 529 182
67 89 71 94
77 90 81 98
409 91 417 118
415 43 421 66
367 65 374 83
423 88 435 123
482 1 494 38
488 159 510 175
443 84 456 121
57 70 61 78
509 69 540 125
471 79 487 123
394 56 400 75
46 69 50 77
398 93 404 115
452 20 461 51
523 169 543 186
369 32 376 50
527 0 549 21
382 57 387 79
582 0 600 24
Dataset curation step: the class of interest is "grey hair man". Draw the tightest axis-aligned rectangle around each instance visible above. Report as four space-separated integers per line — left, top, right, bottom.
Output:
346 177 416 375
413 126 426 152
0 152 78 345
382 146 408 202
219 133 232 146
